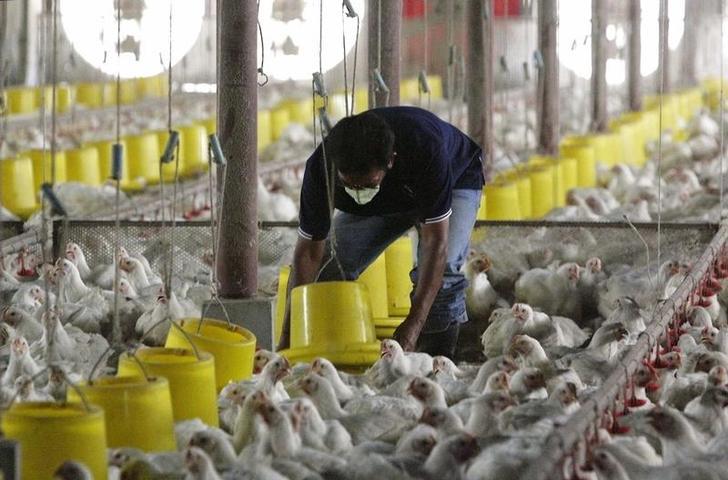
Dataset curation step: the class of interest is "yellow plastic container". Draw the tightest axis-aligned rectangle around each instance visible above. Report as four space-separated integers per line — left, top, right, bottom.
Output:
374 316 405 340
1 402 107 480
165 318 256 390
357 254 389 320
275 266 290 346
66 146 102 186
180 124 208 175
27 149 67 190
119 80 137 104
476 191 487 220
76 83 104 108
428 75 444 99
126 132 161 185
102 82 117 106
0 156 38 218
560 142 596 187
400 78 420 101
258 110 273 150
271 107 291 140
329 93 349 118
36 84 74 113
559 157 578 197
354 88 369 113
6 87 35 114
137 75 164 98
201 117 216 136
118 348 219 426
156 129 187 181
639 108 661 142
529 166 554 218
485 181 521 220
384 236 413 317
281 98 313 124
67 376 176 452
87 139 131 188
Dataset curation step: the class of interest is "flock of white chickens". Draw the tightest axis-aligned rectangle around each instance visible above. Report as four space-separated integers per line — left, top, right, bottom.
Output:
3 98 728 479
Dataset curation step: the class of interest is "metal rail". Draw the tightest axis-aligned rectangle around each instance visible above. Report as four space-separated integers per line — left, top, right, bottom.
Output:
522 220 728 479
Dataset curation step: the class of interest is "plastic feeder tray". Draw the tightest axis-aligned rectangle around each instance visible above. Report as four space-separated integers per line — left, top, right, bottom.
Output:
165 318 257 390
126 132 161 185
0 156 38 218
66 147 102 186
485 181 521 220
67 376 176 452
560 141 596 187
1 402 107 480
528 165 555 218
279 281 380 367
117 348 218 426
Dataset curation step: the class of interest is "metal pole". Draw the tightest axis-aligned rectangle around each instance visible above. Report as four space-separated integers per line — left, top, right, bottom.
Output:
628 0 643 111
217 0 258 298
681 0 697 87
367 0 402 108
591 0 608 131
537 0 559 156
466 0 486 147
658 0 670 93
483 0 494 179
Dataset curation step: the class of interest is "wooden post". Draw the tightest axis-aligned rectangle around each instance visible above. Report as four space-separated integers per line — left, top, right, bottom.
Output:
466 0 485 147
591 0 608 131
483 0 494 179
367 0 402 108
681 0 697 86
658 0 670 93
217 0 258 298
628 0 642 111
537 0 559 155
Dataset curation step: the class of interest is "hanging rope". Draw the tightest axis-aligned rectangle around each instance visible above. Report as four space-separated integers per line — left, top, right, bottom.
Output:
342 0 360 116
656 0 667 284
50 0 58 185
110 0 123 346
418 0 431 109
256 0 268 86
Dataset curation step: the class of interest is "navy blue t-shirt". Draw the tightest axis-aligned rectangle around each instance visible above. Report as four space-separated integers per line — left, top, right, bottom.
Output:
298 106 484 241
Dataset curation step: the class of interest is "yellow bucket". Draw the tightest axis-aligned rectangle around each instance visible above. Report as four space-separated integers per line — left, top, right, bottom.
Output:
638 108 661 142
118 348 219 427
137 75 164 98
156 129 187 181
0 156 38 218
180 124 208 175
275 266 290 346
329 93 348 118
27 149 67 190
76 83 104 108
476 191 487 220
499 170 532 219
66 147 102 186
384 236 413 317
529 166 555 218
271 107 291 140
165 318 256 390
126 133 161 185
559 157 578 197
258 110 273 151
357 254 389 321
119 80 137 104
281 99 313 124
67 376 176 452
1 402 107 480
485 181 521 219
87 139 132 188
374 316 405 340
428 75 444 99
6 87 35 114
201 117 216 136
559 142 596 187
400 78 420 101
354 88 369 113
102 83 117 106
36 84 74 113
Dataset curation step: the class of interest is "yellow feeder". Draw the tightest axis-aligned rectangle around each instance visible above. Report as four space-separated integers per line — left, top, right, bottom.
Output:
271 107 291 140
126 133 161 185
87 139 132 188
279 281 380 368
559 142 596 187
1 402 107 480
201 117 217 136
165 318 257 390
400 78 420 101
258 110 273 151
559 157 578 196
384 237 413 317
137 75 164 98
156 129 187 181
357 254 389 321
76 83 104 108
119 80 137 104
36 84 74 113
639 108 661 142
6 87 35 114
118 348 219 427
66 147 102 186
281 99 313 124
67 376 176 452
0 156 38 218
476 191 487 220
427 75 444 99
180 124 208 176
354 88 369 113
102 82 117 106
485 181 521 220
529 165 554 218
329 93 348 118
27 149 67 190
275 265 290 345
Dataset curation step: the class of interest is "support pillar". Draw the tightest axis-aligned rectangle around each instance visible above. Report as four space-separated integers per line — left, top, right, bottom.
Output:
217 0 257 298
591 0 608 131
367 0 402 108
628 0 642 111
537 0 559 156
466 0 486 148
658 0 670 93
681 0 697 86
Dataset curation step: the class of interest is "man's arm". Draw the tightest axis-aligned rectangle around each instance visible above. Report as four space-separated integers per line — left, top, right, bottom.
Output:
276 236 326 350
393 219 449 351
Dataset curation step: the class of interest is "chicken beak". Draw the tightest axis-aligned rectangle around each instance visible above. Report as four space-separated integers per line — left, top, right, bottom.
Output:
275 367 291 383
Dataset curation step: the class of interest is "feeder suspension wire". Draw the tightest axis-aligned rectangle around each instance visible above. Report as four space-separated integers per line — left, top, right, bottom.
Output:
657 0 666 285
111 0 122 346
257 0 268 86
342 1 361 116
720 0 725 220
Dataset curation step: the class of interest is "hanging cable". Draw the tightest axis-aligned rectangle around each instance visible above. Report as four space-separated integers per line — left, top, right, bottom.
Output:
656 0 667 284
256 0 268 86
418 0 431 109
110 0 123 346
342 0 360 116
720 0 725 220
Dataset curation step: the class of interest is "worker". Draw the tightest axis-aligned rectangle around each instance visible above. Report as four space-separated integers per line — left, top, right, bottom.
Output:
278 106 484 358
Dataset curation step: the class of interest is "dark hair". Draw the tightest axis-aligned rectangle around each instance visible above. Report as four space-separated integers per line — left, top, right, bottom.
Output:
324 111 395 175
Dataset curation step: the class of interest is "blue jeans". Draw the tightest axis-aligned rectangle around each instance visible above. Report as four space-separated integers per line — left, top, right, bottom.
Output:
318 189 482 339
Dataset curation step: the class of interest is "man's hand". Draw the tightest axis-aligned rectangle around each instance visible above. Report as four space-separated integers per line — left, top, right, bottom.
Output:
392 315 425 352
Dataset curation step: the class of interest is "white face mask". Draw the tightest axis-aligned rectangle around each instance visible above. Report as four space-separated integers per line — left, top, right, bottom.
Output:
345 185 380 205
